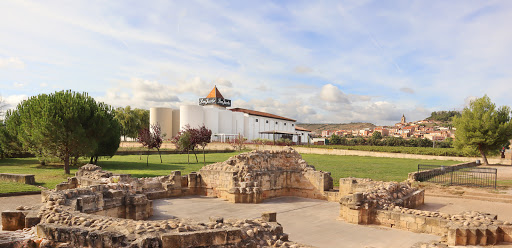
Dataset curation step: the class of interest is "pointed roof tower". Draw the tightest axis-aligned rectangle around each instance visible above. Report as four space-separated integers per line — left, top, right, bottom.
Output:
206 85 224 99
199 85 231 108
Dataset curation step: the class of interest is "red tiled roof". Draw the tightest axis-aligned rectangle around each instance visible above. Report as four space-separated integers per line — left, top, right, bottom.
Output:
229 108 296 122
295 126 311 132
206 86 224 99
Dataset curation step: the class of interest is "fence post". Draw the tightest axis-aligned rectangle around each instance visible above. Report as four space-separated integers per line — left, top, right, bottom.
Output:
450 167 453 186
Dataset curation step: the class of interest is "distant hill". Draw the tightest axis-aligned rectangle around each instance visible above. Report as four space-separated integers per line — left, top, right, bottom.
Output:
296 122 376 134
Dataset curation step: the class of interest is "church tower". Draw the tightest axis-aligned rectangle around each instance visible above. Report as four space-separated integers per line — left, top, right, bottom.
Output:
401 114 406 124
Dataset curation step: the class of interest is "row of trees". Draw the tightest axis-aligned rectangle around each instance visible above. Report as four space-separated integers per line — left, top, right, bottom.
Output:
329 132 453 148
114 106 149 141
0 91 121 174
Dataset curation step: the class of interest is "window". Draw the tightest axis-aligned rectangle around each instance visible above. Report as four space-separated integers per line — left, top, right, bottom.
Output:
292 124 295 126
276 122 278 125
284 123 287 126
266 120 268 123
255 119 258 122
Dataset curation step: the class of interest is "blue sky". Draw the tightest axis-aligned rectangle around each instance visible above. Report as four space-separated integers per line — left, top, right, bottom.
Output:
1 0 511 125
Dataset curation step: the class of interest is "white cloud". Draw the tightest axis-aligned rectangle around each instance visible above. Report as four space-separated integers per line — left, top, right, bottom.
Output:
0 57 24 69
13 82 25 88
319 84 350 103
3 94 28 110
97 78 180 109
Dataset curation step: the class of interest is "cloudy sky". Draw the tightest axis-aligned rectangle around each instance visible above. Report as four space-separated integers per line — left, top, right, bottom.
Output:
1 1 511 125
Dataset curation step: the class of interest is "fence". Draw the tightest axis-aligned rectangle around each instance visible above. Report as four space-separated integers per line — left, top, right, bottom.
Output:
416 164 497 188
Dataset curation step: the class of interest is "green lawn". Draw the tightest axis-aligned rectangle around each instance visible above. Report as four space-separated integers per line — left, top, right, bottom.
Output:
0 152 241 193
0 181 42 194
302 154 460 186
0 152 465 193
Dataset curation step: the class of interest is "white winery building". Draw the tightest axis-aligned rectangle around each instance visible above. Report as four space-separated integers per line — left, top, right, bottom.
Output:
150 86 310 144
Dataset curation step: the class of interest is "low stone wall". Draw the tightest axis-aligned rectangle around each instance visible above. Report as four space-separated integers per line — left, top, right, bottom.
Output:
407 162 478 182
0 173 35 185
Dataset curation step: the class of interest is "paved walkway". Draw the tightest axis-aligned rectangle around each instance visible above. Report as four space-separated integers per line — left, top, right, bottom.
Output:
0 194 41 229
150 196 440 248
419 195 512 221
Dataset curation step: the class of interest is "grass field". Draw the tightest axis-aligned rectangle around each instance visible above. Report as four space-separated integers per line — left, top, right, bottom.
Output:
0 152 465 193
302 154 459 185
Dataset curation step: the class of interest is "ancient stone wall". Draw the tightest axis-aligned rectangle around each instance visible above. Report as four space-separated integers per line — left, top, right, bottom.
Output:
199 148 333 203
42 183 153 221
337 177 512 246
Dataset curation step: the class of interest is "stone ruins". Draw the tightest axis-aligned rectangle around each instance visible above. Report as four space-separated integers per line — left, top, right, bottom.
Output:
1 147 512 247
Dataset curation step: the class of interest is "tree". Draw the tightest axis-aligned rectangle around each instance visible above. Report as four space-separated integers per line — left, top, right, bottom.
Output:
368 131 383 146
196 125 212 165
172 129 194 164
89 106 121 164
371 131 382 140
329 134 342 145
137 124 163 166
0 95 6 122
231 133 246 151
5 91 118 174
453 95 512 165
114 106 149 141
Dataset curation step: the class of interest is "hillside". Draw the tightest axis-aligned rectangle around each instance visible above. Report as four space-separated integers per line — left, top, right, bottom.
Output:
296 122 376 134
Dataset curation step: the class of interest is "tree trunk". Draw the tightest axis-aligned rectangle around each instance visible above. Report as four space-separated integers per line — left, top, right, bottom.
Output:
193 150 198 163
64 154 70 175
146 149 150 167
90 156 94 164
479 144 489 165
94 156 98 164
203 147 206 165
157 148 162 163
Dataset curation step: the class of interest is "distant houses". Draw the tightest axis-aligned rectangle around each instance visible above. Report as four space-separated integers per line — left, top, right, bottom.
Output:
319 115 455 141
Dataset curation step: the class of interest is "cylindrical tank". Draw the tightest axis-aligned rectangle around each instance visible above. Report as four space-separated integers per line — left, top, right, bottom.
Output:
203 107 219 134
171 109 180 138
150 107 173 140
180 105 204 131
218 109 233 134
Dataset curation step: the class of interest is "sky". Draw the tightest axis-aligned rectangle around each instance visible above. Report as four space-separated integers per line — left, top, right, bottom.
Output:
1 0 511 126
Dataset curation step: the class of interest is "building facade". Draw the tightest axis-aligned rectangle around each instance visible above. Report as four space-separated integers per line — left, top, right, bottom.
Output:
150 86 310 144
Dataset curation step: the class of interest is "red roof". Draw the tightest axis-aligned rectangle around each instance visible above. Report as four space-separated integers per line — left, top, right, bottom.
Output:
229 108 296 122
206 86 224 99
295 126 311 132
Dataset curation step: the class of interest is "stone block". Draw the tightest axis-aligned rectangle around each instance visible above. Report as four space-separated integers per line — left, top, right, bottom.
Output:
400 213 416 223
0 173 35 184
415 216 426 225
24 211 41 228
467 227 477 245
1 211 26 231
262 212 277 222
425 217 440 227
162 228 242 247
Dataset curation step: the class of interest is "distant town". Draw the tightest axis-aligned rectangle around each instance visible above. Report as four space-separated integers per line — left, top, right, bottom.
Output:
317 114 455 142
